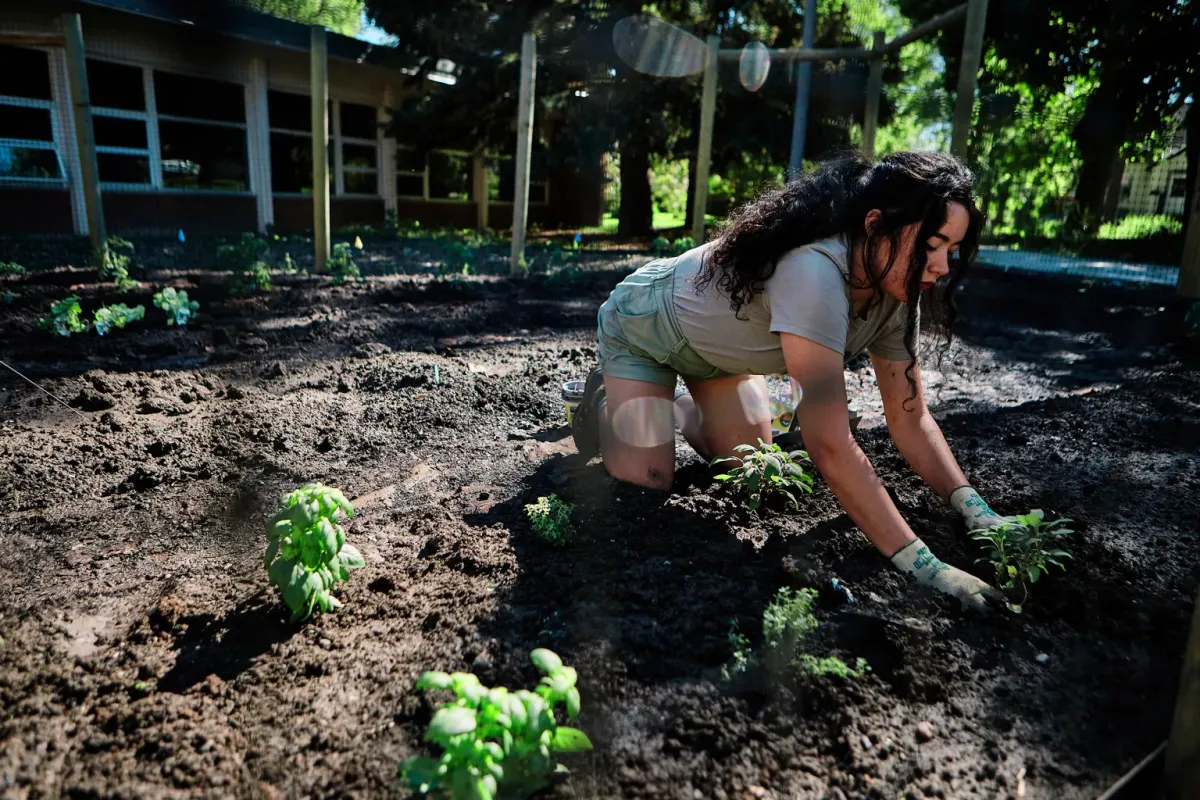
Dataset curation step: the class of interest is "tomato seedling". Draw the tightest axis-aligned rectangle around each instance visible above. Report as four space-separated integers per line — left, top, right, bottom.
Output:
401 648 593 799
971 509 1073 612
712 440 813 510
330 242 361 283
264 483 364 622
524 495 575 546
39 296 88 337
93 303 145 335
153 287 200 327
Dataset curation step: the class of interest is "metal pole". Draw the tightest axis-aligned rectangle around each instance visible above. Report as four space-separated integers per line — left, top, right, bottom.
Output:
862 31 885 158
510 32 536 275
950 0 988 159
61 13 106 264
311 25 330 272
691 36 719 245
788 0 817 178
1166 586 1200 797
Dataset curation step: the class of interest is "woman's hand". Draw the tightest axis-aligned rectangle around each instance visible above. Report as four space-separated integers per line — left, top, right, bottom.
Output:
890 538 998 612
949 485 1011 532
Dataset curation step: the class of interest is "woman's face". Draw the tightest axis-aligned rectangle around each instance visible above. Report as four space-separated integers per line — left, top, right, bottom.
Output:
870 201 970 302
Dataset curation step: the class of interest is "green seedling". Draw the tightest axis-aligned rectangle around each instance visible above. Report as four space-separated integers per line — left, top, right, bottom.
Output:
101 237 139 291
723 588 869 681
93 303 145 335
153 287 200 327
525 495 574 545
39 295 88 337
401 648 593 799
0 261 24 276
440 240 476 276
219 232 272 294
712 439 813 510
264 483 364 622
330 242 361 283
971 509 1073 612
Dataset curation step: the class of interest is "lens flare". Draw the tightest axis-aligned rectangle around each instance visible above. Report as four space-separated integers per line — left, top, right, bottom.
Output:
736 379 772 425
612 15 707 77
609 395 676 449
738 42 771 91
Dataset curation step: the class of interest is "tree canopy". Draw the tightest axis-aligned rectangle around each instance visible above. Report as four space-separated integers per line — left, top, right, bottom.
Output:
243 0 365 36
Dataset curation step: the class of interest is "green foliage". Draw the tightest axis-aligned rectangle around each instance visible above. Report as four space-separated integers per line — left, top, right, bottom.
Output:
707 152 787 216
243 0 364 35
712 440 813 511
524 494 574 546
401 649 593 799
264 483 364 623
650 236 695 258
219 233 273 295
971 509 1074 612
93 303 145 335
0 261 24 276
101 237 139 291
39 296 88 337
1097 214 1184 240
544 265 584 289
330 242 362 283
723 588 869 681
152 287 200 327
440 240 476 276
649 154 689 219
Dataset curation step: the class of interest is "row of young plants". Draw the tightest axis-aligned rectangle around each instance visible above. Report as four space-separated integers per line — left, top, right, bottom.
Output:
39 288 199 337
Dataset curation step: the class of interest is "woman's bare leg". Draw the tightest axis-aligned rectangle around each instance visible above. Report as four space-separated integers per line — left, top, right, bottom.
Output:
678 375 773 461
599 374 677 491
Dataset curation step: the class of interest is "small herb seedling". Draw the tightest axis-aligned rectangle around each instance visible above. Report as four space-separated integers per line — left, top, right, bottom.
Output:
724 587 869 681
93 303 145 335
971 509 1073 612
153 287 200 326
219 232 272 294
101 237 139 291
401 648 593 799
39 296 88 337
525 494 575 545
712 439 813 510
264 483 365 622
330 242 361 283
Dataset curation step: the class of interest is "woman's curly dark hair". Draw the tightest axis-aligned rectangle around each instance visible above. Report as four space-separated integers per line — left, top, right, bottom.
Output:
696 150 983 404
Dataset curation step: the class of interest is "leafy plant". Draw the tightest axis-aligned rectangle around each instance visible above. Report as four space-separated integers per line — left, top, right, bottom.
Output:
39 296 88 337
1097 214 1183 240
724 588 868 681
93 303 145 335
0 262 24 276
971 509 1074 612
401 648 593 799
264 483 364 622
712 439 813 510
219 232 272 294
152 287 200 326
524 494 574 545
329 242 361 283
101 237 139 291
440 240 476 275
650 235 696 257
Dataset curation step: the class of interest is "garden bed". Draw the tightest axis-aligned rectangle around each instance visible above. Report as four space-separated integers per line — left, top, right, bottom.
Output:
1 248 1198 798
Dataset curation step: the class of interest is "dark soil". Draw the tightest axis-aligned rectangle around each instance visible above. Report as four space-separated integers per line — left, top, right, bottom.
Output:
1 247 1198 799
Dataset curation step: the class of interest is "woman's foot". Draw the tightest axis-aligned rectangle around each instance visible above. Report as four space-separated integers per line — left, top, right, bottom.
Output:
571 367 606 459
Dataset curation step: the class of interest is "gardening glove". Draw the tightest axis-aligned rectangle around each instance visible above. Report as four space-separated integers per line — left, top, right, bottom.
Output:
949 485 1012 533
890 538 999 613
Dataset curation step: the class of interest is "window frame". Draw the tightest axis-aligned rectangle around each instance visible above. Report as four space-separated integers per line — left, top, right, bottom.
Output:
0 56 66 185
335 99 379 198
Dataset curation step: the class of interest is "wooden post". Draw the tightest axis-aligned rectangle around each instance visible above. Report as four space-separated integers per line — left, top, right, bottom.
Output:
247 57 274 233
510 31 536 275
1166 586 1200 797
690 36 719 245
311 25 330 271
473 154 489 232
788 0 817 177
950 0 988 159
1178 186 1200 298
380 86 397 220
862 31 885 158
61 13 105 264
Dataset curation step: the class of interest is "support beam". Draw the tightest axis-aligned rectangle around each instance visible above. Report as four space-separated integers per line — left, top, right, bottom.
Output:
247 57 274 233
861 31 885 158
1166 586 1200 797
311 25 330 271
950 0 988 159
61 13 105 264
510 31 536 275
788 0 817 177
380 86 397 220
690 35 719 245
883 3 967 55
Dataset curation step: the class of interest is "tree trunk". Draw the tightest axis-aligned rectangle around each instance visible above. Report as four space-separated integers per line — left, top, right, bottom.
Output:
1071 78 1133 229
618 125 653 237
1186 101 1199 225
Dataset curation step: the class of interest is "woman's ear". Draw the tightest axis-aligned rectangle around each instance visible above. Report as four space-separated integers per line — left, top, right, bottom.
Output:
864 208 882 232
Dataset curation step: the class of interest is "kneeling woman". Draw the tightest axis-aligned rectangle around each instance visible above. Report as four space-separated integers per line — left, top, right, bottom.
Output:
572 151 1006 611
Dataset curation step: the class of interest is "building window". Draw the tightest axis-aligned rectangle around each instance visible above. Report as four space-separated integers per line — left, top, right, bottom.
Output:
1169 175 1187 199
396 145 426 199
429 150 471 200
486 156 549 204
269 90 317 194
0 45 63 182
154 70 248 190
88 58 152 187
338 101 377 196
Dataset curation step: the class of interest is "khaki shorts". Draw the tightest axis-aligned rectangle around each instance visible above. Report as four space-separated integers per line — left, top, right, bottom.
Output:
596 259 731 387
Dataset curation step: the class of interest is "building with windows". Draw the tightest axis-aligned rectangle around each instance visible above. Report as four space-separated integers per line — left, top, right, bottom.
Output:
0 0 604 236
1117 103 1190 219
